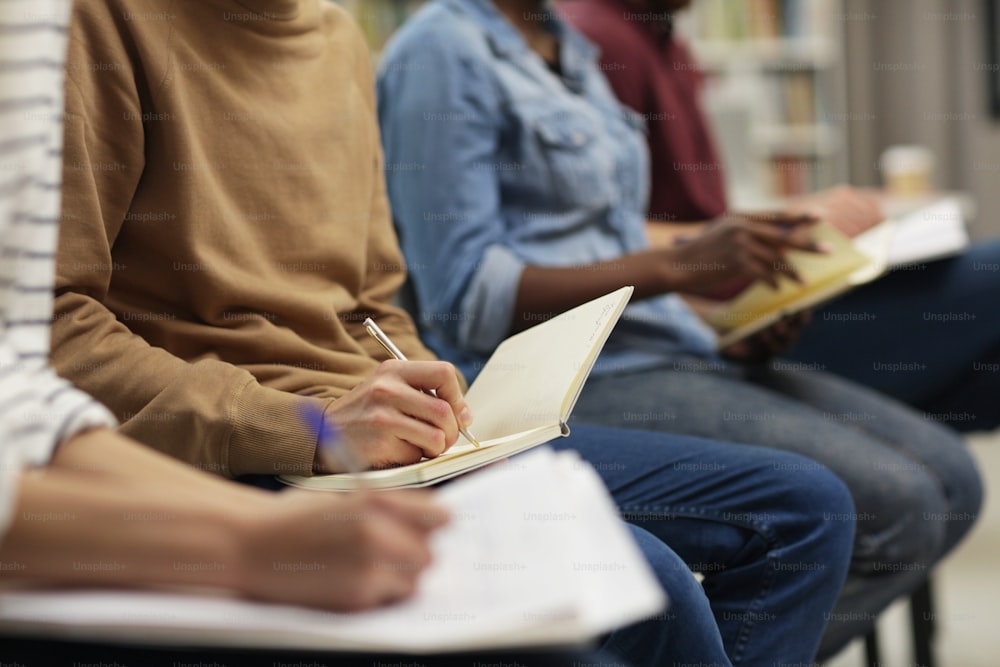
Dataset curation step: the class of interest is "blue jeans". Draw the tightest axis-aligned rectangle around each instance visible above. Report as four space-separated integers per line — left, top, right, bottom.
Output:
555 424 855 667
789 240 1000 432
570 363 983 659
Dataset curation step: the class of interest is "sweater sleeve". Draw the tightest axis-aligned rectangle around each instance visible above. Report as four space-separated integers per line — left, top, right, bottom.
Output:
345 27 441 367
50 4 326 477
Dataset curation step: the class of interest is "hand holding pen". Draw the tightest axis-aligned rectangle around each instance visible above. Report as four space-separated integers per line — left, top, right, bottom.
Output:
312 328 478 473
364 318 480 447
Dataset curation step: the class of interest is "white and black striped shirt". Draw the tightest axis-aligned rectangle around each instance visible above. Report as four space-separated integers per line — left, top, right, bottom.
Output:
0 0 115 538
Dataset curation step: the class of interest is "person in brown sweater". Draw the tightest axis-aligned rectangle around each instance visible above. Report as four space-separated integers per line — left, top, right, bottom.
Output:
50 3 865 666
54 0 476 477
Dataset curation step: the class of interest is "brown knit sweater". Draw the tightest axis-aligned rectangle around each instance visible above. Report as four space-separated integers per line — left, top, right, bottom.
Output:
53 0 438 477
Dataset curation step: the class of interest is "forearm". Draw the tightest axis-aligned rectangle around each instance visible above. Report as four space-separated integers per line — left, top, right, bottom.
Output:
645 219 710 248
514 213 824 331
0 430 264 591
512 250 677 333
0 430 448 612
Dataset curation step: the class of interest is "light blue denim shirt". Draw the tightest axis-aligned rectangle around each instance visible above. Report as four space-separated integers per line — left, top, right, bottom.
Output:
377 0 719 380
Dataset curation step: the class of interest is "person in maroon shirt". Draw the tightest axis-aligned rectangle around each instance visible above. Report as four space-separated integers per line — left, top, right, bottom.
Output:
562 0 1000 434
559 0 882 232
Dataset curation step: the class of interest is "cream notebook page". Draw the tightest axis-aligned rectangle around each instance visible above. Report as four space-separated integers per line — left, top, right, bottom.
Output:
462 284 635 440
281 286 633 488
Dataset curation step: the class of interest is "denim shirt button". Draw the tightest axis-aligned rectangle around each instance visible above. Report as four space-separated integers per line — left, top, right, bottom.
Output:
572 131 586 146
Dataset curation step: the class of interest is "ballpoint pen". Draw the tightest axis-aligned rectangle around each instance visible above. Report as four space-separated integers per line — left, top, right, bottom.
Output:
301 402 369 491
363 317 481 448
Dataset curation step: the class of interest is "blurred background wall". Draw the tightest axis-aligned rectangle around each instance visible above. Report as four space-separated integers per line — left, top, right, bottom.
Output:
843 0 1000 238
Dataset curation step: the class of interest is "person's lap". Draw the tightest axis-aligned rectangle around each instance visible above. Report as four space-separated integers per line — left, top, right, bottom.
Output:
569 361 982 656
572 362 980 561
789 240 1000 432
745 359 981 553
554 424 854 665
605 522 732 667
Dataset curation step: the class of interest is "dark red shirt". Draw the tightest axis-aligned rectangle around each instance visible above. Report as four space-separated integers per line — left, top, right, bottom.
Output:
560 0 727 222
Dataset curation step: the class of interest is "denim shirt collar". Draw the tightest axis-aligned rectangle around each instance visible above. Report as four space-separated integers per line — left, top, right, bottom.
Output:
439 0 598 92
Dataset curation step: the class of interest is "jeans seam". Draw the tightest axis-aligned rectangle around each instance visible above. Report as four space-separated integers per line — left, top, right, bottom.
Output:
618 503 783 667
729 547 777 666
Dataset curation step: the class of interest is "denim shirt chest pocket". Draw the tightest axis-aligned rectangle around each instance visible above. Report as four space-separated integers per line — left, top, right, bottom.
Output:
519 105 618 217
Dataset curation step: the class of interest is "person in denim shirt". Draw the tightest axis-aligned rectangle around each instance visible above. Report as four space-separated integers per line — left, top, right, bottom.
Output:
377 0 983 660
376 4 862 667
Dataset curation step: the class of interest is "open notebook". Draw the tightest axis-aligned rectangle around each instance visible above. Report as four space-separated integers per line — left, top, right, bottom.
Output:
704 220 892 347
281 286 634 490
0 449 666 653
881 196 969 267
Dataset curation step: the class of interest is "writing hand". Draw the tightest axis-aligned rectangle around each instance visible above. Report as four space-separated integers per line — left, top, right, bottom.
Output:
239 489 449 610
318 360 474 472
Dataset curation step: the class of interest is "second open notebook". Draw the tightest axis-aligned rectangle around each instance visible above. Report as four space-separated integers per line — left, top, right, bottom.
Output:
280 286 634 490
0 448 666 653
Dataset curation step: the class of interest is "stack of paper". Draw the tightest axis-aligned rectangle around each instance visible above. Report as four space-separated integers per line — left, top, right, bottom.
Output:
881 197 969 267
0 448 666 653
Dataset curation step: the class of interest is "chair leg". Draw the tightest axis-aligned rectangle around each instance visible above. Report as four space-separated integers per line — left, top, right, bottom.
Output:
910 579 936 667
864 627 881 667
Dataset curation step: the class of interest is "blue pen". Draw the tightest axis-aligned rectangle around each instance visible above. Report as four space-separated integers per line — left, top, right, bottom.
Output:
301 403 369 491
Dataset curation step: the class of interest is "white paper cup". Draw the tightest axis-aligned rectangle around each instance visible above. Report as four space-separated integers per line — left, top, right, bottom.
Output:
880 145 935 195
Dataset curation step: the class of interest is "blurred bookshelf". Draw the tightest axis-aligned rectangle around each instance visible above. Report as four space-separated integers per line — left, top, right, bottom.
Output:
334 0 424 56
676 0 849 204
335 0 849 203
